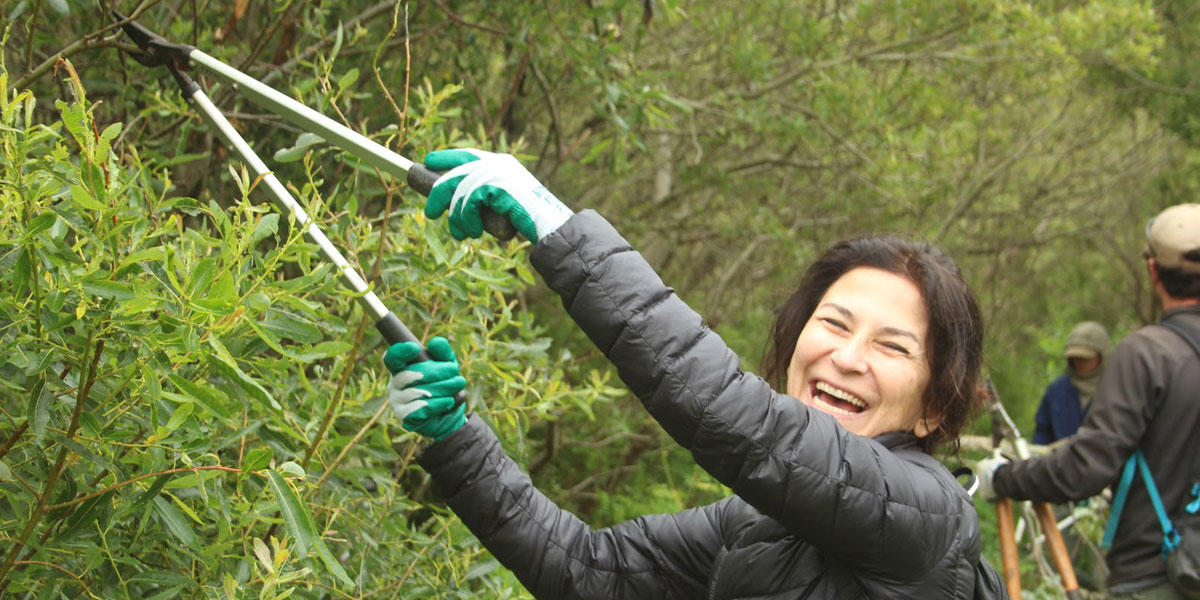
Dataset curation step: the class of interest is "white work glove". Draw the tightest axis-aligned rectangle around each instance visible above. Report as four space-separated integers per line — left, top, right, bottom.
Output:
423 149 573 244
974 451 1010 502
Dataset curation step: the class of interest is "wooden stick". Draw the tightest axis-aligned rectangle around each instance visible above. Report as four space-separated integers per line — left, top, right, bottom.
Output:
996 497 1022 599
1034 502 1083 600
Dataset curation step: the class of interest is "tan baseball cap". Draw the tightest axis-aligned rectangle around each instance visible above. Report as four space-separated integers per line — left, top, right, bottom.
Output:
1145 203 1200 274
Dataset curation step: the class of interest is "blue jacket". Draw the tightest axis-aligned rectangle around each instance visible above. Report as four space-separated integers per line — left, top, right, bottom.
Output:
1032 374 1085 444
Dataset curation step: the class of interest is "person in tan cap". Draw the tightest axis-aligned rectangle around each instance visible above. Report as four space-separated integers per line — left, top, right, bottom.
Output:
1033 321 1110 445
981 203 1200 599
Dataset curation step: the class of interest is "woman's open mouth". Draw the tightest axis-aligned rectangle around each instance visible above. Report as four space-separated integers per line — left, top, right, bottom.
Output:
812 381 866 417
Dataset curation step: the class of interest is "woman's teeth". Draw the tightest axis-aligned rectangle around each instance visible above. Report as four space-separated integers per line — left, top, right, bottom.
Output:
815 381 866 415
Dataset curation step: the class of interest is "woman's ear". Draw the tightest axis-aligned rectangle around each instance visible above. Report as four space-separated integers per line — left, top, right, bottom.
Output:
914 410 943 439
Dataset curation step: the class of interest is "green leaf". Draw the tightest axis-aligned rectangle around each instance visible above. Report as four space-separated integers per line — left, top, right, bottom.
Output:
127 570 193 588
251 213 280 245
277 461 305 478
192 270 237 314
205 336 279 409
152 496 199 550
120 246 166 268
128 473 171 517
424 226 450 264
97 122 121 159
461 267 509 284
69 183 104 210
185 257 218 298
25 212 57 237
56 99 83 138
337 68 360 92
83 278 135 301
162 468 223 490
162 401 194 436
26 381 50 440
50 431 122 474
266 470 353 588
273 132 325 163
166 374 233 422
292 341 353 362
265 470 319 557
55 490 114 543
141 364 161 403
242 446 272 472
312 537 355 588
259 315 322 344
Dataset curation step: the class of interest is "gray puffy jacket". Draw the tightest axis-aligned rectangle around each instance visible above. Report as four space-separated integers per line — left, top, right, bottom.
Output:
419 211 985 599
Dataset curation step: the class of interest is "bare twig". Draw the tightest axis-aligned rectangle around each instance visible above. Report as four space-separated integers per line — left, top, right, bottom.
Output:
12 0 158 92
0 422 29 464
488 49 531 138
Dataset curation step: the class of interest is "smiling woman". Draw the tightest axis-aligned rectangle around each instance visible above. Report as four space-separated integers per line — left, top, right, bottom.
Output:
383 150 1003 599
766 237 985 452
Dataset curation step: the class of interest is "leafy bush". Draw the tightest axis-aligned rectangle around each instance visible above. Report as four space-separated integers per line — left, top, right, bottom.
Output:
0 57 617 597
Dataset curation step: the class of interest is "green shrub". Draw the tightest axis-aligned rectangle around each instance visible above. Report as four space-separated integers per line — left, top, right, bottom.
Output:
0 58 615 598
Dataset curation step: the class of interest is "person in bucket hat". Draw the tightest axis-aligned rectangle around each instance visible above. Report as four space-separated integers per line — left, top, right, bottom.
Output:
1034 321 1111 445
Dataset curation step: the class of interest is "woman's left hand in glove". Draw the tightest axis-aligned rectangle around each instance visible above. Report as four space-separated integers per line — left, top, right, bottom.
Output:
383 336 467 441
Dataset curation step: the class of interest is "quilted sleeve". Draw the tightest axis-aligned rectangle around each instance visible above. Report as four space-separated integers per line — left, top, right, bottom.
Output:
529 210 971 577
419 415 731 599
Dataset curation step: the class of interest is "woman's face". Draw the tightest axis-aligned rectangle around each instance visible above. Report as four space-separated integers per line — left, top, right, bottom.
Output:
786 267 936 438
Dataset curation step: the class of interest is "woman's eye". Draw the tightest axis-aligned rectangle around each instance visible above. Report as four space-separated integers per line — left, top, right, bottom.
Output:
881 342 911 356
821 317 849 331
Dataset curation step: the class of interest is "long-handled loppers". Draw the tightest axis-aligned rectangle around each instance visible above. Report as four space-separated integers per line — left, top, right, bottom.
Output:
114 13 516 405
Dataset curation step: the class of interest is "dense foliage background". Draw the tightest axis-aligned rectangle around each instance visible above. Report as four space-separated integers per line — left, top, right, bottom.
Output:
4 1 1197 597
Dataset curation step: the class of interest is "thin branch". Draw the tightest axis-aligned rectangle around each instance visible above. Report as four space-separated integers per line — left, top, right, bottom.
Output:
530 60 565 162
262 1 398 85
431 0 507 36
11 561 99 599
488 49 531 138
11 0 158 92
312 399 392 491
736 23 968 101
0 422 29 464
45 465 244 512
0 338 103 592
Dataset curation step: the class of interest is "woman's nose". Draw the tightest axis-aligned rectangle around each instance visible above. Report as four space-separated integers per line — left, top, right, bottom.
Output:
830 337 869 373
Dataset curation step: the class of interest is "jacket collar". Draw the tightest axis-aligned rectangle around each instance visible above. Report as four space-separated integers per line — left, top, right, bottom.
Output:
872 430 921 451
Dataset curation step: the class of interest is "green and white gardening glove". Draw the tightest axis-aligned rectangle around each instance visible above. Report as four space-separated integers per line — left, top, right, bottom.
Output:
424 148 573 243
383 337 467 441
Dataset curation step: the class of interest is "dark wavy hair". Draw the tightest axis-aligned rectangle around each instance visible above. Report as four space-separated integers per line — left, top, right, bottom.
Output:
760 236 985 453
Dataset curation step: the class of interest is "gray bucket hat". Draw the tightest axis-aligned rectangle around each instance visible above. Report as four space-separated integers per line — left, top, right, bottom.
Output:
1064 321 1110 360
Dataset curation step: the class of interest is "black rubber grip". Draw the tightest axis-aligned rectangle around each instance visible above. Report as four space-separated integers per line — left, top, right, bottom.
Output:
376 312 466 408
407 163 518 241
